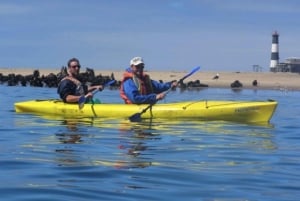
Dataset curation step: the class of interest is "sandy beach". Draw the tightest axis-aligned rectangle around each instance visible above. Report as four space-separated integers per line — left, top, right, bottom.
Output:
1 67 300 90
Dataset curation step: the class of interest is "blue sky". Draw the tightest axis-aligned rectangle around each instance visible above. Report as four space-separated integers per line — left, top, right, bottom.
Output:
1 0 299 72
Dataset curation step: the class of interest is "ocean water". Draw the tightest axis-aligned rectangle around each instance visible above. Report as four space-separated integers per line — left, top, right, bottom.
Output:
1 85 300 201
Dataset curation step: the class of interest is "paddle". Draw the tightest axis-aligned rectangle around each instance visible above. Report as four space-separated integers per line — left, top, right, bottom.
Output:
129 66 201 122
79 80 116 109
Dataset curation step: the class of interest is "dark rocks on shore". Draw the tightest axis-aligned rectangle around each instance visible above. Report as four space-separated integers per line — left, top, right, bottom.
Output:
0 67 117 88
0 67 208 91
179 80 208 89
252 79 258 86
230 80 243 88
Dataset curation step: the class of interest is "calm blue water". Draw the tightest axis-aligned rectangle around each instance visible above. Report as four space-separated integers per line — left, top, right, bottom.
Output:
1 85 300 201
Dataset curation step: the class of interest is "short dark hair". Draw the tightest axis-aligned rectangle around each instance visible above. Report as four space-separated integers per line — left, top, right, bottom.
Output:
67 58 80 67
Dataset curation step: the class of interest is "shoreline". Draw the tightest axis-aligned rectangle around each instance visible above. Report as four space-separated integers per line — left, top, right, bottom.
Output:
1 67 300 91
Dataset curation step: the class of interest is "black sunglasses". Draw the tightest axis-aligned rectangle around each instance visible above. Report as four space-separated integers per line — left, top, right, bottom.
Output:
70 65 81 69
135 64 144 69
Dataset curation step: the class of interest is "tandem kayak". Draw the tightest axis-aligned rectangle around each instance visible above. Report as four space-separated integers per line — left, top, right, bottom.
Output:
14 99 277 123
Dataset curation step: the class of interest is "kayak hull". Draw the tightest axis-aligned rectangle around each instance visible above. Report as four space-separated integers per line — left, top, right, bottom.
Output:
14 99 277 123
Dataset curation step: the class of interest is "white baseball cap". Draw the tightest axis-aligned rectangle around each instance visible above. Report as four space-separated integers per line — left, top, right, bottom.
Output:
130 57 144 66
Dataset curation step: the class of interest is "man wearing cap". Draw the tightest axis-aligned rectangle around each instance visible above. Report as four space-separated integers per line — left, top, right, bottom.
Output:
120 57 177 104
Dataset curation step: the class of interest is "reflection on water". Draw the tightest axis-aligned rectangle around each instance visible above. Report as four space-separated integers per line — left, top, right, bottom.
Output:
54 120 84 166
10 110 296 200
21 116 163 169
14 114 278 172
115 120 162 169
56 120 83 144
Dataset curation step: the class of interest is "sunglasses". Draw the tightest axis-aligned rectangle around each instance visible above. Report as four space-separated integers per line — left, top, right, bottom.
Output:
70 65 81 69
135 64 144 69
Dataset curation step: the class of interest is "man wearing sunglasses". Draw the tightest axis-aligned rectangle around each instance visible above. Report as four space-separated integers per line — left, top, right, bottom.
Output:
120 56 177 104
57 57 103 103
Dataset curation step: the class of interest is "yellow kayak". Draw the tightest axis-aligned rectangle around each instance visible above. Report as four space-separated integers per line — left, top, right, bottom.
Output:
14 99 277 123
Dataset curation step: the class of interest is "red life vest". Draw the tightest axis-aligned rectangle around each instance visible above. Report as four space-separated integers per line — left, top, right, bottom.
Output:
120 71 153 104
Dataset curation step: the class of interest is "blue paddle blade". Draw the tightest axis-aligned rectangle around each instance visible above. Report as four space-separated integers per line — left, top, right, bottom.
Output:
129 104 153 122
129 113 142 122
104 80 116 87
190 66 201 75
78 95 86 109
180 66 200 82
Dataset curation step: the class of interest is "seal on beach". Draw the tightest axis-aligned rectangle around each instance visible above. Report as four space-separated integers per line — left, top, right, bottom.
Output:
252 80 258 86
231 80 243 88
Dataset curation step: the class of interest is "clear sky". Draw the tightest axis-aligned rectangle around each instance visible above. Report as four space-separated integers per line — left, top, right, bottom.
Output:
1 0 299 72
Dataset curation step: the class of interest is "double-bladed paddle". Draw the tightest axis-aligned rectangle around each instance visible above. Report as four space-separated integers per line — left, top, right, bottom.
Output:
129 66 201 122
79 79 116 109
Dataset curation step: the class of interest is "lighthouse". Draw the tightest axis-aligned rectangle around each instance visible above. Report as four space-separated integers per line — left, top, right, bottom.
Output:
270 31 279 71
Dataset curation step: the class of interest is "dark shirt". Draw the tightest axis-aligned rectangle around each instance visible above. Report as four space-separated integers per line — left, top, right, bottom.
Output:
57 79 88 102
